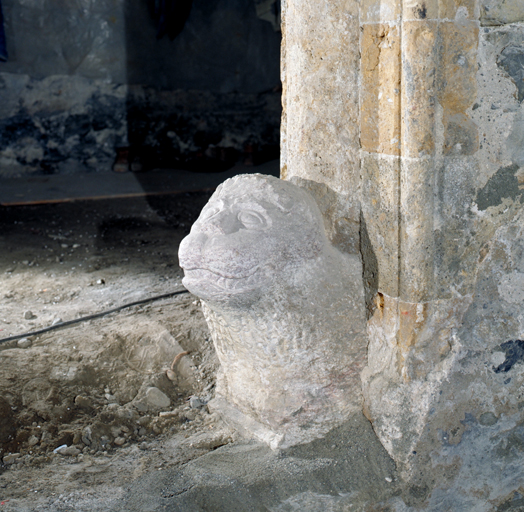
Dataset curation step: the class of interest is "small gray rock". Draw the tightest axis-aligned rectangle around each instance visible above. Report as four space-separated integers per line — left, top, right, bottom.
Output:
81 426 92 446
27 435 39 447
189 396 204 409
133 401 148 413
145 387 171 408
75 396 93 409
56 446 81 456
51 317 63 326
17 338 32 349
3 453 21 465
23 311 35 320
114 437 125 446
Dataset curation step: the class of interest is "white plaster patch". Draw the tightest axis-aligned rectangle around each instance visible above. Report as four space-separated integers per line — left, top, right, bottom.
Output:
498 272 524 304
416 303 424 323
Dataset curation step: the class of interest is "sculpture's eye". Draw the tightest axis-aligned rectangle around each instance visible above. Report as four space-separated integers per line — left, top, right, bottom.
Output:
237 210 266 230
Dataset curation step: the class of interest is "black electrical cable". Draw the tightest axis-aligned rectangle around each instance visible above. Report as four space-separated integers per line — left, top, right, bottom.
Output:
0 289 190 345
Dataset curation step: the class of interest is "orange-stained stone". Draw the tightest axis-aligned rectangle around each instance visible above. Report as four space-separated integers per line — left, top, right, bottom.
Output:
361 24 401 156
437 21 479 155
436 21 479 114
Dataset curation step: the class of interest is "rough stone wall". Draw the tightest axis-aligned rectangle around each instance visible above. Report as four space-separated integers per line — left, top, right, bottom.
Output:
0 0 281 176
282 0 524 504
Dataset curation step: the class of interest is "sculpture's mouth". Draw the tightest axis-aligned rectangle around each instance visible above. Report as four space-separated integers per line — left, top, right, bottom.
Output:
182 267 262 295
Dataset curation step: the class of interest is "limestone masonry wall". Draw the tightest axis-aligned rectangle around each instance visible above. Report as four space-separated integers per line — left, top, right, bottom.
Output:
282 0 524 506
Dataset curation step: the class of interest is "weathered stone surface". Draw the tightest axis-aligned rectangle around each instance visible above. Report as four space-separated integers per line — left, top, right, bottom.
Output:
481 0 524 26
401 0 436 20
360 7 524 496
497 44 524 103
401 21 437 157
0 71 280 177
437 21 479 156
288 176 361 255
179 174 368 448
362 293 472 461
0 0 281 176
281 0 360 196
361 0 400 23
399 157 435 302
439 0 478 20
360 23 401 156
360 153 400 299
1 0 126 82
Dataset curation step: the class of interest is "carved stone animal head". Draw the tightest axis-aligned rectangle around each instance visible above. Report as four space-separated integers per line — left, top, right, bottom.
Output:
179 174 327 306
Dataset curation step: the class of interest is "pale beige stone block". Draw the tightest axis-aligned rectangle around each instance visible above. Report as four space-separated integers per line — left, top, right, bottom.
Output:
361 0 401 23
360 24 401 156
281 0 360 194
399 157 435 303
361 153 400 298
401 20 438 158
403 0 438 20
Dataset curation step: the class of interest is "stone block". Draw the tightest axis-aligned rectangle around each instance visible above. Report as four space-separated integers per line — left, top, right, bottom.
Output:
179 174 368 448
401 20 438 158
438 0 478 20
433 156 479 298
403 0 438 20
360 0 401 23
282 0 360 194
437 21 479 111
360 23 401 156
399 157 436 302
362 293 473 468
497 44 524 103
481 0 524 26
360 153 400 299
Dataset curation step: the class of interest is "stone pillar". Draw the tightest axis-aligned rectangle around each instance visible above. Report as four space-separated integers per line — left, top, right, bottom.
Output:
281 0 361 250
360 0 481 474
282 0 524 499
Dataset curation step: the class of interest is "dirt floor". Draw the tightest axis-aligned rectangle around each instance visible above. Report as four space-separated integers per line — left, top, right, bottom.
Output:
0 187 402 511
